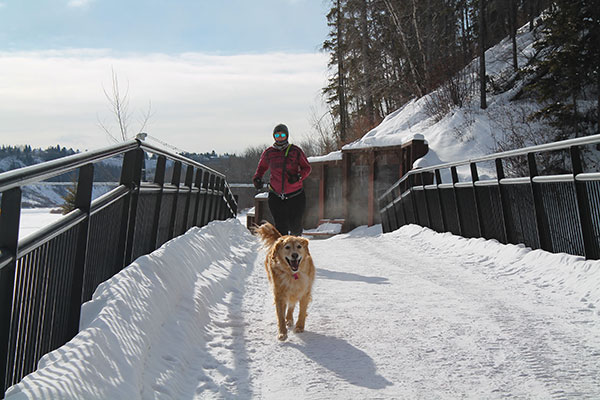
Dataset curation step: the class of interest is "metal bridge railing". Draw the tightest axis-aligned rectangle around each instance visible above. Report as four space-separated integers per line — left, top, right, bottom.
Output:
0 138 237 397
379 133 600 260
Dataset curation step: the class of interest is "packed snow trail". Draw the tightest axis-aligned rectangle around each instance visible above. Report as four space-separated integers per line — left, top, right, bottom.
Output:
5 219 600 399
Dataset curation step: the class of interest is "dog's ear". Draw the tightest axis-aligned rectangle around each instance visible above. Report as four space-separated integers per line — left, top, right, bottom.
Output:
268 237 286 262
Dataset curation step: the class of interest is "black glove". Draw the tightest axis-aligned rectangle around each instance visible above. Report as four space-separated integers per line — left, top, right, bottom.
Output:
253 177 263 190
287 173 301 184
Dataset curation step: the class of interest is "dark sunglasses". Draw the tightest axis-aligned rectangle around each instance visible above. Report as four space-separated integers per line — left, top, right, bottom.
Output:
274 133 287 138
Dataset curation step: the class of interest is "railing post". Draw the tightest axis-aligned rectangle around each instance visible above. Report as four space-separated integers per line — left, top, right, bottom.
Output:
451 166 463 236
470 162 483 237
217 178 226 220
199 171 211 226
205 174 216 224
116 148 144 272
210 177 222 222
192 169 203 227
0 188 21 396
387 190 399 232
124 149 144 266
182 165 194 233
150 156 166 251
400 186 408 226
67 163 94 339
168 161 182 240
221 186 231 220
408 174 419 225
528 152 551 251
571 145 598 259
434 169 447 232
421 172 432 227
495 158 510 243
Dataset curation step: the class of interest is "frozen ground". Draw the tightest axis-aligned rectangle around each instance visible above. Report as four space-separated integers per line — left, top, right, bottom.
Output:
18 208 64 239
6 218 600 399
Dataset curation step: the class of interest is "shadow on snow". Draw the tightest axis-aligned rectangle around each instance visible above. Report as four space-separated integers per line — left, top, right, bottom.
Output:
317 268 389 285
285 332 392 389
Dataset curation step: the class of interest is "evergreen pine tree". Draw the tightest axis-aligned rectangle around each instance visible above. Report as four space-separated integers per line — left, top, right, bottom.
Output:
528 0 600 136
60 179 77 215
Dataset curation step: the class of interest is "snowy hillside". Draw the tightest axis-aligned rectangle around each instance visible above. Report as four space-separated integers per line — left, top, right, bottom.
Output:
341 24 543 179
19 182 117 208
5 218 600 399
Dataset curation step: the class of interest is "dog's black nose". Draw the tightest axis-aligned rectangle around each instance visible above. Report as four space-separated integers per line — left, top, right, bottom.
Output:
291 253 299 259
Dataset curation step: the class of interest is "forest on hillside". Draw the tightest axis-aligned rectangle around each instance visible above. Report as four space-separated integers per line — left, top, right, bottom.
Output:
317 0 599 153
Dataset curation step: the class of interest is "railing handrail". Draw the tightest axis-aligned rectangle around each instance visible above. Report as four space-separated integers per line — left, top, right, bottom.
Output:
140 141 225 178
0 140 139 192
0 139 232 192
379 133 600 201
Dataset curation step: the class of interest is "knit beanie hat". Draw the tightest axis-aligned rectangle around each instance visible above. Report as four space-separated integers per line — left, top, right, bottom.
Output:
273 124 289 136
272 123 289 150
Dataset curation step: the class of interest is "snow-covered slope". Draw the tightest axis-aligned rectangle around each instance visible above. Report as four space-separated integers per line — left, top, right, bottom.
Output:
6 219 600 399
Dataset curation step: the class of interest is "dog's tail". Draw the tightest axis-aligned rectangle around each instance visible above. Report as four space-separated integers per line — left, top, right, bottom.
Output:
253 222 282 248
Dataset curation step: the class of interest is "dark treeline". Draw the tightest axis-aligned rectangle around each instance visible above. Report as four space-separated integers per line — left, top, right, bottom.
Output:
182 145 266 184
322 0 555 147
0 144 77 164
0 144 264 184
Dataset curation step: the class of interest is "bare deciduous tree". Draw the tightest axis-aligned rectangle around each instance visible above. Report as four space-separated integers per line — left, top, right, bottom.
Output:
98 68 153 142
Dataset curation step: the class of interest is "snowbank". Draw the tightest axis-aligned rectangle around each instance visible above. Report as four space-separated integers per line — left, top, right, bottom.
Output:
6 219 259 400
394 224 600 311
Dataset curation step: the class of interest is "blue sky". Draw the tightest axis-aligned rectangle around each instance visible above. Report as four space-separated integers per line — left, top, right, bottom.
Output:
0 0 329 53
0 0 331 154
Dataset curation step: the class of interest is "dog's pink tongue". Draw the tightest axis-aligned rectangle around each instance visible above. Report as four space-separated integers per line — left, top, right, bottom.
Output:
294 273 299 280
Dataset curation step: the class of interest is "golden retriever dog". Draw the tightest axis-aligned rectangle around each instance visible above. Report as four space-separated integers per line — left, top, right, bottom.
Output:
253 222 315 341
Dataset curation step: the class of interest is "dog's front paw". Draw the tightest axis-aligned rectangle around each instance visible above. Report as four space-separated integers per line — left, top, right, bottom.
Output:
294 326 304 333
278 332 288 341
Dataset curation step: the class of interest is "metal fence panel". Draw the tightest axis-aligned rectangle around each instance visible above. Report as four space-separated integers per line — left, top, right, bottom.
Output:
475 185 506 243
131 193 158 261
540 182 585 256
425 189 444 232
83 197 126 302
504 184 540 249
455 187 479 238
584 181 600 259
440 188 461 236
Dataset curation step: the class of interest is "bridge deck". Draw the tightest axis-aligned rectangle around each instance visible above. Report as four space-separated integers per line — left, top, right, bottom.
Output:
5 220 600 399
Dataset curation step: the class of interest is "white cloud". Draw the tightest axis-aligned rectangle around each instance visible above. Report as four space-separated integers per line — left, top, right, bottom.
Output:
67 0 94 8
0 50 329 154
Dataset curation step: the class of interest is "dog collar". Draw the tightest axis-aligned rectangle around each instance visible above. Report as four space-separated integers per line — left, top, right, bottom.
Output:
293 273 299 280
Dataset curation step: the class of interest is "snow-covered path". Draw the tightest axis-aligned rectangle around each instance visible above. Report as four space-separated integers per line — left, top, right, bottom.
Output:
6 220 600 399
245 226 600 399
